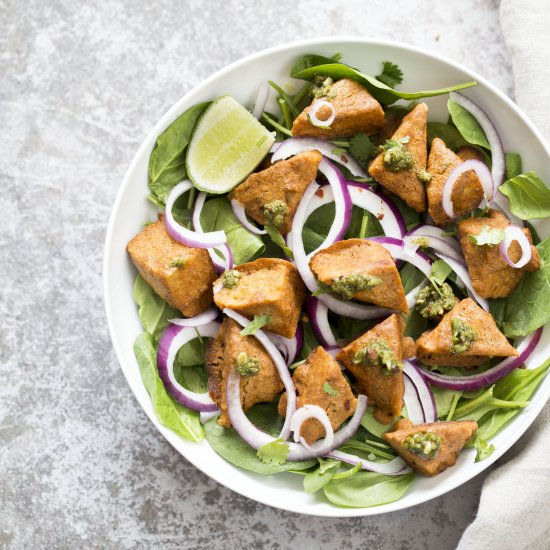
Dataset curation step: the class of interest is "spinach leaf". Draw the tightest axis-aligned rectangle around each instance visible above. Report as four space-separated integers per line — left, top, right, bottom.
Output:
264 223 294 258
133 274 179 343
200 198 265 264
503 236 550 337
203 413 315 474
427 121 471 150
290 56 476 105
432 386 463 419
447 99 490 149
505 153 523 180
499 171 550 220
300 321 320 360
360 407 392 438
323 471 415 507
473 436 495 462
134 333 203 442
148 102 210 203
468 357 550 442
303 459 341 494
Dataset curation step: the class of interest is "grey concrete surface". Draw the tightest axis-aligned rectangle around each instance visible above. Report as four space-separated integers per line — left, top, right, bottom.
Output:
1 0 513 548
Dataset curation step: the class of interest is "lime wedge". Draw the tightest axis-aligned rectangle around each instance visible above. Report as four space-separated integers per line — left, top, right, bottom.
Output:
186 96 275 194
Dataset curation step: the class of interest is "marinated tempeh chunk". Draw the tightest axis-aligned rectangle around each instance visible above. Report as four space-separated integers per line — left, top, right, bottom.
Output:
292 78 385 139
309 239 408 313
278 347 357 444
337 314 408 423
416 298 518 367
384 418 478 476
458 209 540 299
228 150 322 234
127 217 217 317
213 258 305 338
369 103 429 212
206 318 283 428
426 137 484 226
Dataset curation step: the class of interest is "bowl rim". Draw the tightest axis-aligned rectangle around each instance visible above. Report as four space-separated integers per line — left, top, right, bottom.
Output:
103 35 550 516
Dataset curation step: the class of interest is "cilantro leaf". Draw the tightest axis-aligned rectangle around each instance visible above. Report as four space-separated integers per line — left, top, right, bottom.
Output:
473 436 496 462
376 61 404 88
430 259 453 286
468 225 506 246
348 133 375 165
257 438 289 465
323 381 339 397
240 314 272 336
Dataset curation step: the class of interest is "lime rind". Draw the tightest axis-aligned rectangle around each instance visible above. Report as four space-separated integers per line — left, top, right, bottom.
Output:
186 95 275 194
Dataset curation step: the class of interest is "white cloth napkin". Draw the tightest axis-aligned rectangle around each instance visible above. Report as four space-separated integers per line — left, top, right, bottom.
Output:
457 1 550 548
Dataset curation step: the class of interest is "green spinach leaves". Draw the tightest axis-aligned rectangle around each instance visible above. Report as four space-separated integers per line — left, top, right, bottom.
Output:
148 102 210 204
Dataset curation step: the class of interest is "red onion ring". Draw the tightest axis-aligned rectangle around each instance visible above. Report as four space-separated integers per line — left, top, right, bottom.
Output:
200 411 220 424
271 137 368 178
223 308 296 440
450 92 505 188
403 234 464 264
407 224 461 252
325 345 341 358
192 191 234 272
326 450 411 476
225 371 368 460
434 252 489 311
156 321 220 412
347 183 407 238
308 100 336 128
252 82 269 120
230 199 267 235
166 181 227 248
168 307 219 327
266 323 304 366
442 159 494 219
403 360 437 423
290 404 335 453
415 327 543 390
499 225 532 268
306 297 338 347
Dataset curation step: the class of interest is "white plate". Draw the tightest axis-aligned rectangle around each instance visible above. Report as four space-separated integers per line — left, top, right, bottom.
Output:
104 37 550 516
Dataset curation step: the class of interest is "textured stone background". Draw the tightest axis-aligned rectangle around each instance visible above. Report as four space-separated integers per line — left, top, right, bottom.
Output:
1 0 513 548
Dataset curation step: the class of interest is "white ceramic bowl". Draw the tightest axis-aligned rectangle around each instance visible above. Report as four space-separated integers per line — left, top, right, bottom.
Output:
104 37 550 516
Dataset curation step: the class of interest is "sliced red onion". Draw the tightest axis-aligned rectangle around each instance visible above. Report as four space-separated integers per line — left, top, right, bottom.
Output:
403 360 437 423
499 225 532 268
226 368 368 460
200 411 220 424
168 307 219 327
166 181 227 248
317 159 352 246
434 252 489 311
325 345 340 359
403 375 425 425
407 224 461 252
290 404 335 454
450 92 505 188
404 226 464 264
156 321 220 412
230 200 267 235
367 237 432 277
348 183 406 238
416 327 543 391
308 100 336 128
266 323 304 366
306 297 337 347
252 82 269 120
193 191 234 272
327 450 411 476
442 159 494 219
223 308 296 440
271 137 368 178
